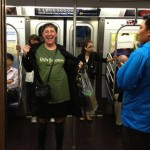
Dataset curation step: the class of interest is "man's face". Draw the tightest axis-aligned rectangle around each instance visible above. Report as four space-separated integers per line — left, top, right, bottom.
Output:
138 20 150 43
6 58 13 66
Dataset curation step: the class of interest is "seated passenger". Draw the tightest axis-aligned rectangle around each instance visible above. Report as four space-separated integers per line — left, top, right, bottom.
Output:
6 53 18 105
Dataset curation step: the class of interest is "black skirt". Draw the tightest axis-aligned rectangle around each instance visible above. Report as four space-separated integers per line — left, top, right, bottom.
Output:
33 100 70 118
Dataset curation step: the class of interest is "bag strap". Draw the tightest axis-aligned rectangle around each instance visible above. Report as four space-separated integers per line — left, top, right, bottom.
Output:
46 50 57 83
29 50 57 84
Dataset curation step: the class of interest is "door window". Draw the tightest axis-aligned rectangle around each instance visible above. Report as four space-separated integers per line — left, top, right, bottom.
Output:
70 24 93 56
6 25 18 68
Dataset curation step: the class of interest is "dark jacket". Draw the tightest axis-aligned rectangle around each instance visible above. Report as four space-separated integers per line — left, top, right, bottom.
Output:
77 52 107 79
114 66 123 102
22 42 82 116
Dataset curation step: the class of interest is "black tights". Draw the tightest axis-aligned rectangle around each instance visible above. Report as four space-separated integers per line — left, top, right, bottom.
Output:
38 122 47 150
55 122 64 150
38 121 64 150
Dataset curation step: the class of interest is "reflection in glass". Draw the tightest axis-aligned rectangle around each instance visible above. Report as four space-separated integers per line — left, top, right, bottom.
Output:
72 26 91 56
6 25 18 68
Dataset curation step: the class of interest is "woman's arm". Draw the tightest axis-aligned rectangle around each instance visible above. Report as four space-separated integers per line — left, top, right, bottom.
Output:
22 45 33 72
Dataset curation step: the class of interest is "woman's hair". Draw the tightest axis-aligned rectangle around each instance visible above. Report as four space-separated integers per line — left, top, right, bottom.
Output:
28 34 41 45
41 23 58 33
143 15 150 30
84 40 93 47
6 53 14 62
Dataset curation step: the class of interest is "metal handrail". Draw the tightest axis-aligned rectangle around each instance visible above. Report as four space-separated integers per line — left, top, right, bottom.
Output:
7 23 22 105
105 53 114 100
105 14 140 100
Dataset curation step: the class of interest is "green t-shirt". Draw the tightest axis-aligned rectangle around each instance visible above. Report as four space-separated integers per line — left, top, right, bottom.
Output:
35 44 70 104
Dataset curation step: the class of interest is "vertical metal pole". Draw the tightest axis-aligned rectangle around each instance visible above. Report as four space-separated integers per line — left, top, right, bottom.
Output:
72 0 77 149
135 8 138 25
73 0 77 56
0 0 6 149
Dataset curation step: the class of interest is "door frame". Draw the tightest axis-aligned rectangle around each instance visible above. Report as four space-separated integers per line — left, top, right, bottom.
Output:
0 0 6 149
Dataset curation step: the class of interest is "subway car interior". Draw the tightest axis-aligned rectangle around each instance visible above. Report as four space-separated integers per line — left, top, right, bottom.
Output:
0 0 150 150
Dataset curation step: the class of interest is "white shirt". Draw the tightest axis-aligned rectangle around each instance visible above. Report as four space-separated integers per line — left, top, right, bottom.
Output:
7 66 18 89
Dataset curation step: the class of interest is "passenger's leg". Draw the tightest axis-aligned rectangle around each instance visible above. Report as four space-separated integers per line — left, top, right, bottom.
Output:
114 93 122 134
114 101 122 125
55 118 65 150
85 97 93 121
37 118 48 150
122 127 150 150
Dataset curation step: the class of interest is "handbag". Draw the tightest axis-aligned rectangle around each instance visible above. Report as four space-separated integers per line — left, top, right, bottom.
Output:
35 82 51 100
76 68 98 111
31 50 57 103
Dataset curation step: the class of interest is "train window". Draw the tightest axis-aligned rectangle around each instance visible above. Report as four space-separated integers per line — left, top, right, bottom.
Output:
6 25 18 68
110 32 138 54
76 26 91 47
6 7 17 15
72 25 92 56
38 25 44 41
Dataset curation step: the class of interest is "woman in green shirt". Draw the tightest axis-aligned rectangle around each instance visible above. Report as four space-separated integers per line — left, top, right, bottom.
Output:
22 23 83 150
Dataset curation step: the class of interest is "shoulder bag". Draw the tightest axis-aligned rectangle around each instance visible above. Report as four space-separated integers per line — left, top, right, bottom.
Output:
32 50 57 103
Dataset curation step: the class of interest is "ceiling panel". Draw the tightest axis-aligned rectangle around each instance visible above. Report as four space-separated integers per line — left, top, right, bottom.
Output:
99 0 148 1
6 0 150 8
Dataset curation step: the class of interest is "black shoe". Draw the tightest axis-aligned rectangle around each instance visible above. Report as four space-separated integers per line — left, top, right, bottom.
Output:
116 125 122 134
86 115 93 123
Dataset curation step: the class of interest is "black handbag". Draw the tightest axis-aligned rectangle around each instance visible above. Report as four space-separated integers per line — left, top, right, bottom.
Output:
90 52 97 75
32 50 57 103
35 82 51 101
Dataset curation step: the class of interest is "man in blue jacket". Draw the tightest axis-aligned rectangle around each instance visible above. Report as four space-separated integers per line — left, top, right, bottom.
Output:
117 15 150 150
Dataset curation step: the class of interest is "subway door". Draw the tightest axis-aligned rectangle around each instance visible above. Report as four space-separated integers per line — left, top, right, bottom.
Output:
66 19 98 56
66 19 100 113
6 17 26 116
30 19 64 45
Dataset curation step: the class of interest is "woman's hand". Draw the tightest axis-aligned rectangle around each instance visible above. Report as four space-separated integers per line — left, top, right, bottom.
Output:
78 61 83 69
16 45 21 52
23 45 31 57
107 56 118 62
113 56 118 61
7 79 14 84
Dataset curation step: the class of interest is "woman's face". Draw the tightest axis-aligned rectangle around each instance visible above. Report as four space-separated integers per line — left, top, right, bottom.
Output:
85 42 94 53
138 20 150 43
30 39 39 45
42 26 57 45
